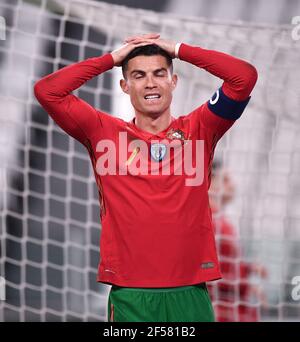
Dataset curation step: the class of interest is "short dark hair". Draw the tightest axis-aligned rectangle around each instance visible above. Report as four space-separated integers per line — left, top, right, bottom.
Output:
121 44 173 78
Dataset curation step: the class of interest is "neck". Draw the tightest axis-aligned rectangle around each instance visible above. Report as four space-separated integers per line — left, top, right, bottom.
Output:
134 109 172 135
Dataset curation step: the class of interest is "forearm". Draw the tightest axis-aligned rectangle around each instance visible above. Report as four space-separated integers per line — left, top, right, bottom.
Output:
177 43 258 101
34 53 114 102
34 53 114 144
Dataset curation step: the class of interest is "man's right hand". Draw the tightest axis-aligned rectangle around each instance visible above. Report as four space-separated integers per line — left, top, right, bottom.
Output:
111 33 160 66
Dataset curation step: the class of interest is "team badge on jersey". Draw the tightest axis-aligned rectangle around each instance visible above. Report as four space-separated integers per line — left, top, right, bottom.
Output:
166 128 186 141
150 143 167 162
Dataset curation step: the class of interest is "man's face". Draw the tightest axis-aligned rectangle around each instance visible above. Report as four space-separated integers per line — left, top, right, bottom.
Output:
120 55 177 117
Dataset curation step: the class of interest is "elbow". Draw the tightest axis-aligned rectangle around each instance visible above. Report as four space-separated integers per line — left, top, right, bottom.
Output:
34 77 53 103
223 63 258 101
33 79 45 101
243 63 258 94
248 63 258 87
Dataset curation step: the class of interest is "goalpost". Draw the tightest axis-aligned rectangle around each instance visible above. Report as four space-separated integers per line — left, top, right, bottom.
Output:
0 0 299 321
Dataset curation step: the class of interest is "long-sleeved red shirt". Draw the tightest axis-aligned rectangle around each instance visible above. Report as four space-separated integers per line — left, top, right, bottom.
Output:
34 43 257 287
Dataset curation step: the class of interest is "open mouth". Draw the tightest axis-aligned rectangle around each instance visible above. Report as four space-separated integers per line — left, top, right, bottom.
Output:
144 94 161 101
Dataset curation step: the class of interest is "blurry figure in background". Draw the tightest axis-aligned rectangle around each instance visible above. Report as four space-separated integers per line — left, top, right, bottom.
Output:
208 159 267 322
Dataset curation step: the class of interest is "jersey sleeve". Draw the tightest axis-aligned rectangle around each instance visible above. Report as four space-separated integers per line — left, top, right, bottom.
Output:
34 53 114 144
177 43 258 139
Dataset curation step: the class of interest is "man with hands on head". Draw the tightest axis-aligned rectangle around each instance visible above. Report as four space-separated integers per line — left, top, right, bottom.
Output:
34 33 257 322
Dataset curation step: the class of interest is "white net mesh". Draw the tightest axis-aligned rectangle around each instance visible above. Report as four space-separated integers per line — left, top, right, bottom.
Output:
0 0 299 321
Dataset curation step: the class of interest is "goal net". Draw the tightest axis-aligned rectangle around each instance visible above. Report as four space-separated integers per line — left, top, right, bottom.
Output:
0 0 299 322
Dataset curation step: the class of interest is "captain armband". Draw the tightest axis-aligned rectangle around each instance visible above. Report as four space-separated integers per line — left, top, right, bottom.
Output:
207 87 251 120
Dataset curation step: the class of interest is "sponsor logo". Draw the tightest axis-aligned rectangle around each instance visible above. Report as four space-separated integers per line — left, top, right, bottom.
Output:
201 262 214 269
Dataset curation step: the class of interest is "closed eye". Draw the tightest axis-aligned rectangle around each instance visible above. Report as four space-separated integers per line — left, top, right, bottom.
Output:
155 70 167 77
131 70 145 79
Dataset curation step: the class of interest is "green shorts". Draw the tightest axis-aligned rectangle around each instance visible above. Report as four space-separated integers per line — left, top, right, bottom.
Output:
107 283 215 322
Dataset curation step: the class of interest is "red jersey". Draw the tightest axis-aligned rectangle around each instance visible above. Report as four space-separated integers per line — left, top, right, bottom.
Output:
34 43 257 287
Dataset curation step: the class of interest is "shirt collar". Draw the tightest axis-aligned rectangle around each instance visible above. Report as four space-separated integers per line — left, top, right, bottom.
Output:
129 116 177 140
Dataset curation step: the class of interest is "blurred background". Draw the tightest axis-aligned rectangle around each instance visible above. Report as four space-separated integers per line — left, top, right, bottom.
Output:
0 0 299 322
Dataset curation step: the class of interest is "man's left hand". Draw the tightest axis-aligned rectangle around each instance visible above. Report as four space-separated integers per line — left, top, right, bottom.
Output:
124 33 177 58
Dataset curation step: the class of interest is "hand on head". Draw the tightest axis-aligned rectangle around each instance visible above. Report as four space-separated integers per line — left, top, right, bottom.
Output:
124 33 161 43
111 33 176 66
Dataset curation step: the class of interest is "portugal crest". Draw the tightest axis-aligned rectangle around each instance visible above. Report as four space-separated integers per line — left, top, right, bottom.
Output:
150 143 167 162
166 128 186 141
